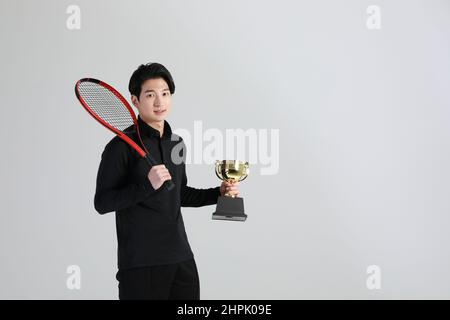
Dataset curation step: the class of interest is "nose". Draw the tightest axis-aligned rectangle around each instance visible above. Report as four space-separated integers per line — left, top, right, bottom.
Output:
154 95 162 107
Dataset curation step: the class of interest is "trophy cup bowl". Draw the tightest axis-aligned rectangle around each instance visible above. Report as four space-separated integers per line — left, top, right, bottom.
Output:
212 160 249 221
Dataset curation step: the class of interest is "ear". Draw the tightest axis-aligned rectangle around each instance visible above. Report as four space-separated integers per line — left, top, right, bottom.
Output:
131 95 139 109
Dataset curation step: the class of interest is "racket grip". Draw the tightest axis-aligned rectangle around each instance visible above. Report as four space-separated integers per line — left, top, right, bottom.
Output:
164 180 175 191
144 155 175 192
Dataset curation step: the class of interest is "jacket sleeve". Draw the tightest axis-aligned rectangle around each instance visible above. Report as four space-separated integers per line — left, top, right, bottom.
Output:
94 138 157 214
180 162 220 207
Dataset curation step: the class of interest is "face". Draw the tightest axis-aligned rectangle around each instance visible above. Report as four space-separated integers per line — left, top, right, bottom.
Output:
131 77 172 125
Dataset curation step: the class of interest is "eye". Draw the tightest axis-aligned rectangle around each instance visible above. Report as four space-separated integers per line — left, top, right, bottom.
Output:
146 93 155 98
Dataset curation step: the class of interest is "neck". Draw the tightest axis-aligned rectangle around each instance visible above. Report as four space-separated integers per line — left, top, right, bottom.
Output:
146 120 164 137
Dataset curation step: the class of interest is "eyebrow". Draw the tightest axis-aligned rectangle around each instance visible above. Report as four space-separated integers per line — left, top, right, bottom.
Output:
144 88 170 93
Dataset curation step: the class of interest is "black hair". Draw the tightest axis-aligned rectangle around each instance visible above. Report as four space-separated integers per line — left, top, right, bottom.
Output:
128 62 175 100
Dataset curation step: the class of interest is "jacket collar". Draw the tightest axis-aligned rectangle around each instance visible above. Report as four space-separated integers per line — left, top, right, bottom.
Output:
137 115 172 140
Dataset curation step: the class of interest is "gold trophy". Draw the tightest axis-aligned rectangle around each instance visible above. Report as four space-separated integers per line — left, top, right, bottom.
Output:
213 160 249 221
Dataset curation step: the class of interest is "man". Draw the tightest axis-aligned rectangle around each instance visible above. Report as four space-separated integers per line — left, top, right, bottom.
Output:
94 62 239 299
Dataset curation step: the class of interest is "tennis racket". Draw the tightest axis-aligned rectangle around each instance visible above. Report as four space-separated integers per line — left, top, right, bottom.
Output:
75 78 175 191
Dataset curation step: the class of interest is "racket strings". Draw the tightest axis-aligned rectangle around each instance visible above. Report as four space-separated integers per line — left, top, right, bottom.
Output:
78 81 134 131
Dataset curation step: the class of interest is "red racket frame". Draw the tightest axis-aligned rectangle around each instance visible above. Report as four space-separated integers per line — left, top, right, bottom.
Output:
75 77 175 191
75 78 146 158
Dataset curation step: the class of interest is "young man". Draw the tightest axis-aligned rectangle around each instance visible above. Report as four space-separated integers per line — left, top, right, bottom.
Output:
94 62 239 300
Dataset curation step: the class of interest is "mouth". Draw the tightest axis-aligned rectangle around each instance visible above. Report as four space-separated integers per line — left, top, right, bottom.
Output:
154 109 166 115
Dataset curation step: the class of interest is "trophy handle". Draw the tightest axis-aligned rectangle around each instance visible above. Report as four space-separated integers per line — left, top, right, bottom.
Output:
215 162 224 181
238 164 250 182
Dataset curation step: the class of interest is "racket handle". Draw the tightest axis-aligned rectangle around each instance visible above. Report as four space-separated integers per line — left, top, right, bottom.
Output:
164 180 175 191
144 155 175 192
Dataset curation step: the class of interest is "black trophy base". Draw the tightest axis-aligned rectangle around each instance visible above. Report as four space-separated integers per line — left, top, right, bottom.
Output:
212 196 247 222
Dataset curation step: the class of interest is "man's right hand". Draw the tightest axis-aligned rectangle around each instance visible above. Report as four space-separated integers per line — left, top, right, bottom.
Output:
147 165 172 190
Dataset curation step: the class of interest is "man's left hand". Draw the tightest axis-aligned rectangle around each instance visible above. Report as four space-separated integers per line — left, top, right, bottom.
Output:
220 181 240 197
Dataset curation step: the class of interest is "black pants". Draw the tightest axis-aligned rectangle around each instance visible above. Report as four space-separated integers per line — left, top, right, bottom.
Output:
116 259 200 300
